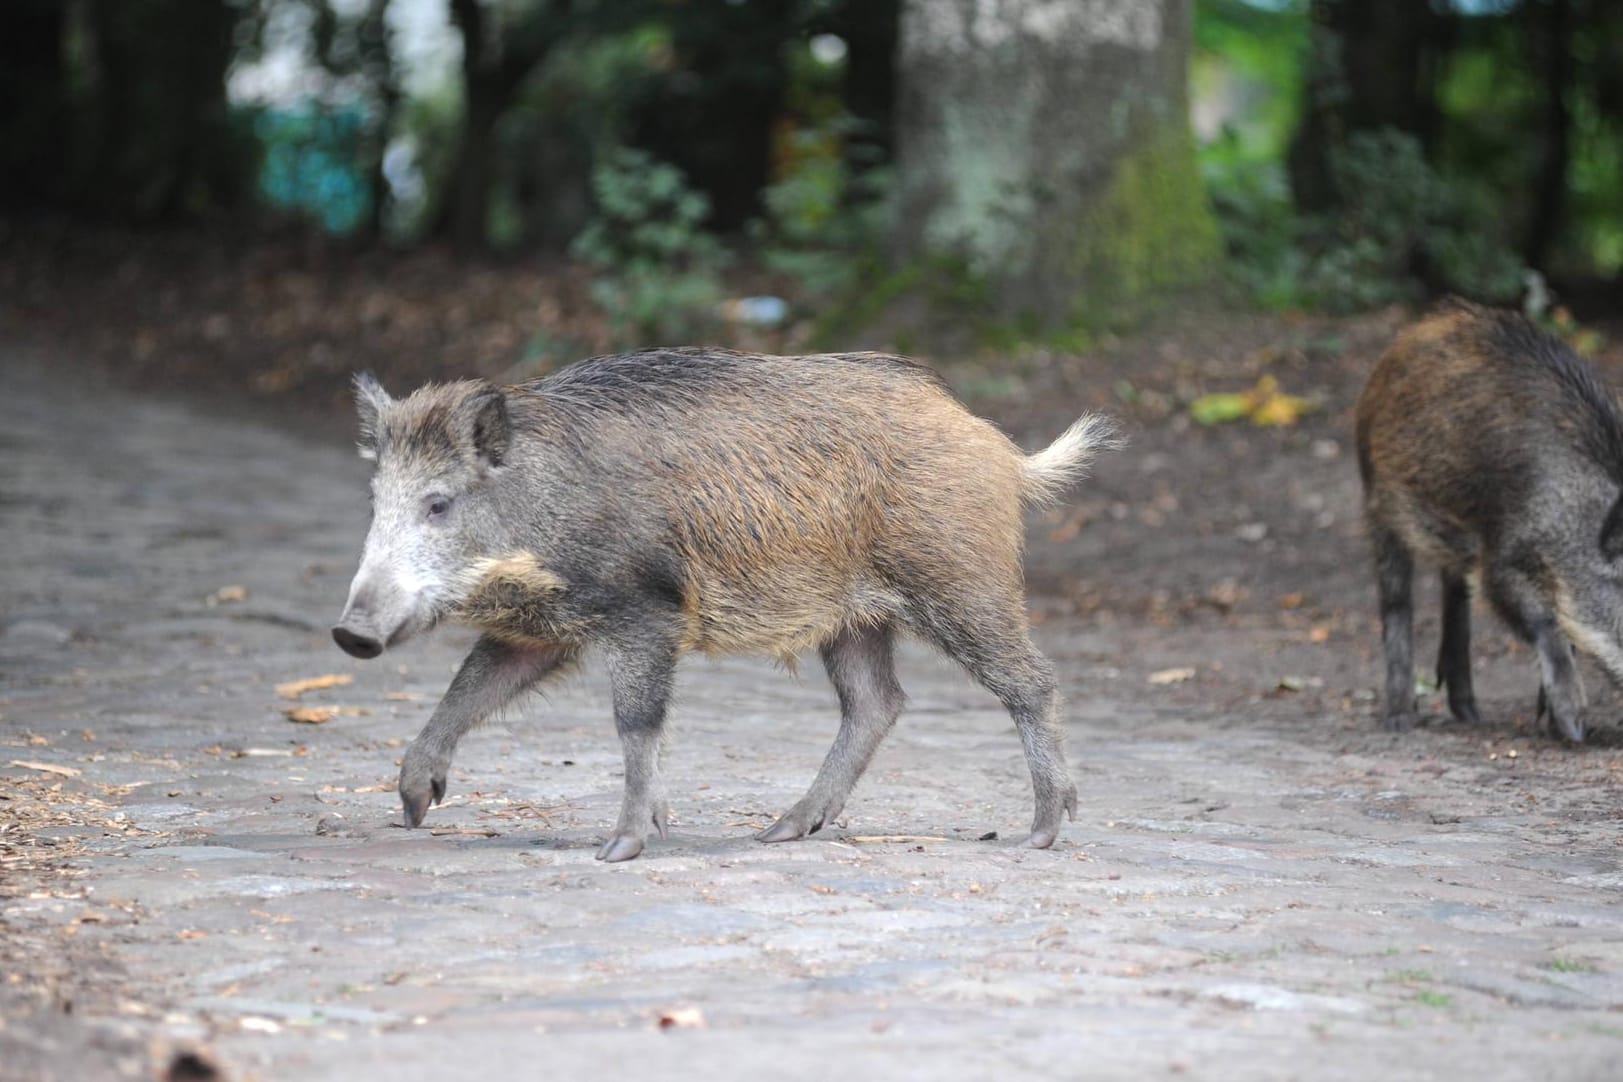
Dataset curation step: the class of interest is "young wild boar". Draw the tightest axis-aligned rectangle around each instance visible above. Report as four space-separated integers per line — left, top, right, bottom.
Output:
1356 302 1623 743
332 348 1117 861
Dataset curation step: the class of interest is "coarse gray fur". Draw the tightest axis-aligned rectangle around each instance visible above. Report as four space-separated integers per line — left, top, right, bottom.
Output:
332 347 1119 861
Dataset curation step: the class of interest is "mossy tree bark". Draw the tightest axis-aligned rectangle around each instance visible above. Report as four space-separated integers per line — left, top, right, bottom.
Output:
892 0 1218 329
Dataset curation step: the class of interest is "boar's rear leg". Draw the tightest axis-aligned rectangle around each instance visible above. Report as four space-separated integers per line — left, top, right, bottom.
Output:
400 636 575 828
914 601 1075 849
1436 572 1482 726
758 623 905 844
598 639 678 862
1372 525 1418 731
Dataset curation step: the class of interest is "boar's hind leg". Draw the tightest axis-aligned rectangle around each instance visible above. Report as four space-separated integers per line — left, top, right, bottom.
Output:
400 636 575 828
758 623 905 844
1371 525 1418 731
1484 564 1587 744
597 638 679 863
913 599 1075 849
1437 572 1482 725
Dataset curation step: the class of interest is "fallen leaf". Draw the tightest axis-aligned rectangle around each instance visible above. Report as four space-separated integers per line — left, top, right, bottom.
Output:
1188 391 1251 425
1309 626 1331 644
283 707 336 725
1148 667 1196 686
657 1007 706 1030
176 929 207 940
275 673 354 700
9 760 82 778
1189 375 1316 428
208 585 248 604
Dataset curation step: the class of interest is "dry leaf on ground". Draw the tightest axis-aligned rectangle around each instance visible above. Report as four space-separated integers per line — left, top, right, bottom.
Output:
1148 667 1197 685
275 673 353 700
9 760 83 778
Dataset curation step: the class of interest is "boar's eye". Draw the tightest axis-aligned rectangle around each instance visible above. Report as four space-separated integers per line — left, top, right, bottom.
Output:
425 495 453 521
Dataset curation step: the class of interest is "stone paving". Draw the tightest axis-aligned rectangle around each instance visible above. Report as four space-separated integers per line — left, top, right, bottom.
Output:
3 355 1622 1081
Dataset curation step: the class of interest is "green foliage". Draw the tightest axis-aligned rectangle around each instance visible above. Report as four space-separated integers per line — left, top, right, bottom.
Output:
1304 130 1524 311
1201 147 1306 309
570 147 729 345
753 124 893 301
1204 128 1526 313
1192 0 1308 163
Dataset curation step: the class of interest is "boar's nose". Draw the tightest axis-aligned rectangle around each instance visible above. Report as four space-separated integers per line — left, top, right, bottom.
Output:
332 625 384 660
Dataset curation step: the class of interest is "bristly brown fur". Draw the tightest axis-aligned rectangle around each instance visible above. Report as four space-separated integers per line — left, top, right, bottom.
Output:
1355 299 1623 744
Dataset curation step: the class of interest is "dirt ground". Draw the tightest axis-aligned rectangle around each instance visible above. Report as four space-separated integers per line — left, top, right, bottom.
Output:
4 240 1623 1081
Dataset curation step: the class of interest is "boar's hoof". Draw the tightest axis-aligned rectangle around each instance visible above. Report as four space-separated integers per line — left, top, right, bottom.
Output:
399 775 445 828
1550 712 1586 745
1447 698 1483 727
596 835 645 862
1381 711 1418 733
1025 785 1077 849
756 814 823 844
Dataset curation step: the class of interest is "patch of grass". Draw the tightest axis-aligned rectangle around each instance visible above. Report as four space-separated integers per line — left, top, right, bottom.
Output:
1387 969 1433 984
1546 957 1597 974
1412 989 1452 1008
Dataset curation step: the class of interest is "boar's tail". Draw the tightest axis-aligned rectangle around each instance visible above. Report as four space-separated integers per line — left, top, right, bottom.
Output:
1020 414 1122 507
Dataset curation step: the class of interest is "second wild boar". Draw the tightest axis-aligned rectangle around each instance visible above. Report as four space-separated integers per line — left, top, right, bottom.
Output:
1356 302 1623 743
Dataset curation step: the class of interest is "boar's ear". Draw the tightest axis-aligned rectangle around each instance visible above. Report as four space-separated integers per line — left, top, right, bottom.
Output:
353 372 393 461
1602 493 1623 561
462 384 511 469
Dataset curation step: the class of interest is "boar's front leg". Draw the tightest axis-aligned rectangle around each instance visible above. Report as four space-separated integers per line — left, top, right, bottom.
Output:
597 636 678 863
400 636 575 827
1484 562 1587 744
759 623 905 844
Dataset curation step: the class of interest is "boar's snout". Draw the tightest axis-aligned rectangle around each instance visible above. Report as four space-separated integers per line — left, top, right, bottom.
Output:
332 623 384 660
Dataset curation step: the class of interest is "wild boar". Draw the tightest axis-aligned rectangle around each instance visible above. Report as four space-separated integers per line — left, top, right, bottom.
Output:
1356 302 1623 742
333 347 1116 860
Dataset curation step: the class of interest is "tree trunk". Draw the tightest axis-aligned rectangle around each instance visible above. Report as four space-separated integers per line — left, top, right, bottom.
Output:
1288 0 1452 214
892 0 1217 328
0 0 67 211
437 0 567 252
1524 0 1570 270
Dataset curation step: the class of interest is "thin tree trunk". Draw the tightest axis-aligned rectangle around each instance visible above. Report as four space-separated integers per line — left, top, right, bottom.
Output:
0 0 67 210
1525 0 1571 270
362 0 398 241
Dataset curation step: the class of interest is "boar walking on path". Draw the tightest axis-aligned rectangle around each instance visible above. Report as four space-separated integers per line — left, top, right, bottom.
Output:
1356 303 1623 743
332 348 1117 861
